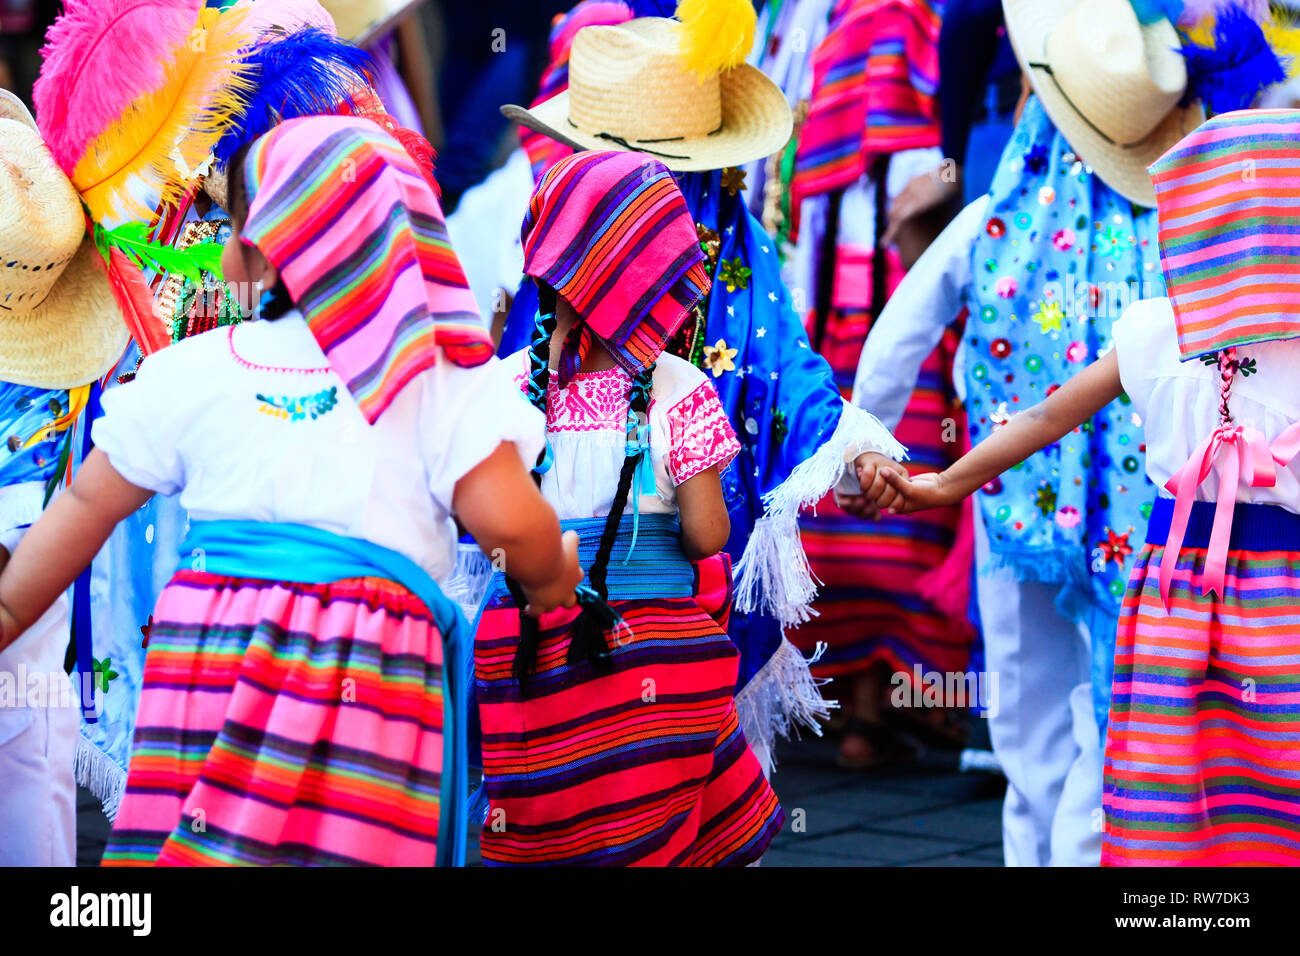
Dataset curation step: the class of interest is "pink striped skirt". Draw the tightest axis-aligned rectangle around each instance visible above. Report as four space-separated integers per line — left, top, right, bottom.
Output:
102 569 446 866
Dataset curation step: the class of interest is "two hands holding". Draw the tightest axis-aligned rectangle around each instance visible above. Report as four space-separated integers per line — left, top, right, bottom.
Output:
837 452 955 519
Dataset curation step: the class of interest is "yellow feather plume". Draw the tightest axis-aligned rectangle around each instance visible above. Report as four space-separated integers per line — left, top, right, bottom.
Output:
73 6 255 226
1266 11 1300 80
675 0 757 81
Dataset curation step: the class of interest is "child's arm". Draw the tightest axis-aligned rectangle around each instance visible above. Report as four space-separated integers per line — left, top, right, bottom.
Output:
676 465 731 561
454 441 583 616
0 450 154 651
881 349 1124 514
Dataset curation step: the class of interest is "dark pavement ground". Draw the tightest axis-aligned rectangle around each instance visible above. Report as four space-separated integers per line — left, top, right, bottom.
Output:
763 733 1006 867
76 728 1006 866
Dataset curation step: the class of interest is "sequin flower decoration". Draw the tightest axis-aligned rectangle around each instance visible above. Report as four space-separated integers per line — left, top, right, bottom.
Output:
1097 528 1133 569
718 257 751 293
1034 301 1065 334
703 339 739 378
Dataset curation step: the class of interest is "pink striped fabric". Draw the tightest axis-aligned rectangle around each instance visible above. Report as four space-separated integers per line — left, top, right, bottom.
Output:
1150 109 1300 361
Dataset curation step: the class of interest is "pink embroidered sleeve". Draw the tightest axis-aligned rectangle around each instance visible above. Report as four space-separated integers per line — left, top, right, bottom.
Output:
666 381 741 485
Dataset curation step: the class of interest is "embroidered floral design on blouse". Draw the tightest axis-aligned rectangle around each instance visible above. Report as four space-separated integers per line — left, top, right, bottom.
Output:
256 386 339 422
666 381 741 485
515 363 642 432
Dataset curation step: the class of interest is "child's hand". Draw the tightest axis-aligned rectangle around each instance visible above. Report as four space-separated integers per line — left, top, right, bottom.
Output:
522 530 584 618
854 451 909 516
879 470 956 515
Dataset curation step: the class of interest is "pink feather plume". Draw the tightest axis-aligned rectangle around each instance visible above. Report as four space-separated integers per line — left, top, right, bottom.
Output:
34 0 203 176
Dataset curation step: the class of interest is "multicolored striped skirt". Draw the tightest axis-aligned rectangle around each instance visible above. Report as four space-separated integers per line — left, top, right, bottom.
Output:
796 268 974 682
102 569 447 866
1104 498 1300 866
474 515 783 866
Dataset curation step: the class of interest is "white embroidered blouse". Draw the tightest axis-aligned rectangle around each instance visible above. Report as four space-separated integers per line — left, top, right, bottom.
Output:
508 349 741 521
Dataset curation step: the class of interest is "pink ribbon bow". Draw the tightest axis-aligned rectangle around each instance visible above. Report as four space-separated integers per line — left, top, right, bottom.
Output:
1159 421 1300 609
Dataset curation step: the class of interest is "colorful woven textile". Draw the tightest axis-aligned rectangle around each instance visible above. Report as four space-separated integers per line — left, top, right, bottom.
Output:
102 570 447 866
1104 497 1300 866
790 0 942 232
241 116 491 424
521 151 711 386
1150 108 1300 361
474 515 782 866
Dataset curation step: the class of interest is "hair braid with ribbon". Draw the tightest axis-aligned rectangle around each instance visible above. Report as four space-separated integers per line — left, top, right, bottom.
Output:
509 284 638 687
1217 347 1238 426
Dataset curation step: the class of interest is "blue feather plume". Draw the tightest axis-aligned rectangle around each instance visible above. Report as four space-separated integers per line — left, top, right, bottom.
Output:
214 27 376 169
1179 5 1286 114
1129 0 1184 24
627 0 680 17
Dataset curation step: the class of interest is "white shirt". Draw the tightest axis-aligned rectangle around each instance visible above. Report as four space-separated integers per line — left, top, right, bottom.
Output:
1113 297 1300 512
852 196 988 428
94 314 545 581
508 350 741 521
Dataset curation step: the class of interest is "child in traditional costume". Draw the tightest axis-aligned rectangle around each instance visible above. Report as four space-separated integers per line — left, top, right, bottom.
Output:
871 108 1300 867
497 3 908 771
850 0 1211 864
30 0 434 819
474 150 786 866
0 91 129 866
0 115 581 866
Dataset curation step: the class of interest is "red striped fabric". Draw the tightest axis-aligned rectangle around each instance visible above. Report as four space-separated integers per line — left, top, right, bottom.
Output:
475 596 782 866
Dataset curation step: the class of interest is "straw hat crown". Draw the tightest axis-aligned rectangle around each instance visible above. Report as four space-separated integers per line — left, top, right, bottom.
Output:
569 19 724 146
0 120 85 313
504 16 792 173
1004 0 1204 207
1042 0 1185 146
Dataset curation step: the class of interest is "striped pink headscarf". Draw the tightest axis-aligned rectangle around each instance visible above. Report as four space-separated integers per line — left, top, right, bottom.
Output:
1151 108 1300 360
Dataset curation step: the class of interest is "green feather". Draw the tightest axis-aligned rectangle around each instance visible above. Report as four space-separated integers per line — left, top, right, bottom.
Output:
95 221 225 283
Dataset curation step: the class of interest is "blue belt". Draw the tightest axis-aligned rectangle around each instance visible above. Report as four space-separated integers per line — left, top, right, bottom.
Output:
1146 496 1300 552
481 513 694 610
181 520 470 868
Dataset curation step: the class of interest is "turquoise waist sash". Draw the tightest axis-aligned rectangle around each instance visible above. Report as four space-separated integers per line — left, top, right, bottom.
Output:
481 513 694 610
181 520 470 868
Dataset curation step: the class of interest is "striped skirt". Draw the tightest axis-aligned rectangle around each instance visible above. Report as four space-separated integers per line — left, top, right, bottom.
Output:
796 296 974 681
102 569 446 866
1104 499 1300 866
475 517 783 866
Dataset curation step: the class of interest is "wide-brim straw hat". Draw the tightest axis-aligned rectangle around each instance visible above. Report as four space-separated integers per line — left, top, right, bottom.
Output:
503 17 793 173
1004 0 1204 207
0 91 128 389
321 0 425 45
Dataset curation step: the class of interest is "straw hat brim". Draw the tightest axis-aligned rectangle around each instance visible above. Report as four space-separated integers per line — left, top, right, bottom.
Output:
323 0 424 45
0 89 37 131
502 63 794 173
1004 0 1204 207
0 240 131 389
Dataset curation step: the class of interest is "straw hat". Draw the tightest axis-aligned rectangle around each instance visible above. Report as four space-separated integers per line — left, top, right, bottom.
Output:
0 91 129 389
1004 0 1204 207
321 0 424 44
503 17 793 173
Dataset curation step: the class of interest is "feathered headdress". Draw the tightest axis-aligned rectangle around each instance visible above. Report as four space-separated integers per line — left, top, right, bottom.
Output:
212 26 376 169
35 0 256 226
1133 0 1298 115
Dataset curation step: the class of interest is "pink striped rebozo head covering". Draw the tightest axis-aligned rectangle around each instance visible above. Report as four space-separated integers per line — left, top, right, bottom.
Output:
521 150 711 387
1150 108 1300 361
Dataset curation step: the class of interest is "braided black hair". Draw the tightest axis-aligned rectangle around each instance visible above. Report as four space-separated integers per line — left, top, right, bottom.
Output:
509 282 652 686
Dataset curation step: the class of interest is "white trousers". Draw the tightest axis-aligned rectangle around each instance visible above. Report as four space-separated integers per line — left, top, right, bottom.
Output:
974 514 1101 867
0 594 76 866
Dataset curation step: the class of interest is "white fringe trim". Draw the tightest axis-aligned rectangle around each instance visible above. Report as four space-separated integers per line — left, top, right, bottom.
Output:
734 402 906 626
75 734 126 822
444 542 496 623
736 638 838 776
